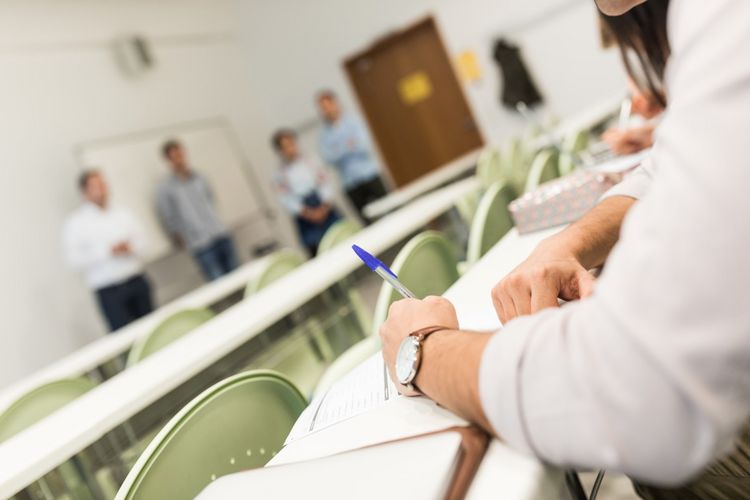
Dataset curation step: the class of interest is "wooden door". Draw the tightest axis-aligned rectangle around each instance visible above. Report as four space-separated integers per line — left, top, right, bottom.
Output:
345 17 484 187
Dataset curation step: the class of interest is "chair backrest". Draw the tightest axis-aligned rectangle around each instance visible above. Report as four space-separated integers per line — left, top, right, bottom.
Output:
244 249 305 297
562 129 590 155
0 378 96 443
558 152 577 177
524 149 560 193
466 182 516 265
313 335 382 398
371 231 460 334
454 187 483 225
127 309 215 366
115 370 307 500
317 220 363 254
476 147 504 189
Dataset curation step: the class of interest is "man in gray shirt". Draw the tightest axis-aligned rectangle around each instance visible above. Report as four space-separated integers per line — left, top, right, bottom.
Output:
156 140 239 281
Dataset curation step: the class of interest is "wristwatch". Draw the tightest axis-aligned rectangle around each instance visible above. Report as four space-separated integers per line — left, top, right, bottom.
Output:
395 326 449 393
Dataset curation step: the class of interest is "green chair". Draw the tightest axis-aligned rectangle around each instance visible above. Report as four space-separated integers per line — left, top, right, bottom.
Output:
244 249 333 393
127 309 215 366
501 137 531 195
313 335 382 398
317 220 362 253
476 147 504 189
454 187 483 225
244 249 306 297
465 182 516 267
317 219 372 341
371 231 460 335
0 379 111 500
0 378 96 443
115 371 306 500
524 149 560 193
562 129 590 155
558 152 577 177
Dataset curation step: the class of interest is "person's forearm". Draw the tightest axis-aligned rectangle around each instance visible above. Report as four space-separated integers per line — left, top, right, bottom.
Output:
414 330 496 434
547 195 635 269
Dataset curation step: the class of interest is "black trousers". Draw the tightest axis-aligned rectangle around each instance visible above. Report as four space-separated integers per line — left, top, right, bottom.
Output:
95 275 153 332
345 176 388 223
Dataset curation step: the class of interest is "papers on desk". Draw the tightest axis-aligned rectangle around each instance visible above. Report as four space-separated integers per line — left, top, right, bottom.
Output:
198 432 463 500
588 149 650 173
285 353 399 444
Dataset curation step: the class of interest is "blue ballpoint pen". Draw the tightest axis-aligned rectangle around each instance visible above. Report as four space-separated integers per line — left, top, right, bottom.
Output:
352 245 416 299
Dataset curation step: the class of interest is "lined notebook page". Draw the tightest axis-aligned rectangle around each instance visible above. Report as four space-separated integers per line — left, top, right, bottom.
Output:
286 352 398 444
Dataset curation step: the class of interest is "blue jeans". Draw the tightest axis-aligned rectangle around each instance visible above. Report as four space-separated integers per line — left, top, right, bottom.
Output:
193 236 239 281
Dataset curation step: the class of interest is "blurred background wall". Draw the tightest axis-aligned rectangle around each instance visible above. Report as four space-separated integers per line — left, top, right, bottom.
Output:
0 0 625 387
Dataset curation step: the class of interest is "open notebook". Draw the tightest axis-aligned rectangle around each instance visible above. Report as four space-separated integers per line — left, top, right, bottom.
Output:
285 352 398 444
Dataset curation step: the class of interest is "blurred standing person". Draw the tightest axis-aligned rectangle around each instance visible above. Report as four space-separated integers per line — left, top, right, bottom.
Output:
157 140 239 281
272 129 341 256
317 90 388 222
63 170 153 332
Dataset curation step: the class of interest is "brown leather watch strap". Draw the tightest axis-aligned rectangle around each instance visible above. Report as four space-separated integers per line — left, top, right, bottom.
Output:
406 325 452 394
410 325 452 341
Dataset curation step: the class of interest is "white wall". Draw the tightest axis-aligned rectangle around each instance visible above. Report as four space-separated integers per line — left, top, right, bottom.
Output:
231 0 627 178
0 0 628 389
0 0 294 388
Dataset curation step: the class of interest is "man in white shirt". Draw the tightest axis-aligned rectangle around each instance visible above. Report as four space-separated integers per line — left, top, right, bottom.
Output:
63 170 153 332
379 0 750 489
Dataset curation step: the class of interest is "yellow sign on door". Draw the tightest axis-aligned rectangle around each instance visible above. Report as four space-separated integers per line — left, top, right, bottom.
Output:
398 71 433 105
456 50 482 83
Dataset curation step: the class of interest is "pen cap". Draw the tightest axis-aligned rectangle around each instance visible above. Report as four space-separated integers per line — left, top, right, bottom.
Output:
352 245 398 278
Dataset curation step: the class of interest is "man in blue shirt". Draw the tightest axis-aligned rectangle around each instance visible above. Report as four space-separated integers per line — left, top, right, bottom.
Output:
317 90 388 222
156 140 239 281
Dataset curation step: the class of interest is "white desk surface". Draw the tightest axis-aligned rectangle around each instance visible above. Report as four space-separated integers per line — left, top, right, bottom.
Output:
0 177 480 499
266 225 564 499
0 253 275 414
363 149 483 220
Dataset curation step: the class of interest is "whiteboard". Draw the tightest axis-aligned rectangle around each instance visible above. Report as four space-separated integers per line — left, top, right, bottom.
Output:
78 121 263 261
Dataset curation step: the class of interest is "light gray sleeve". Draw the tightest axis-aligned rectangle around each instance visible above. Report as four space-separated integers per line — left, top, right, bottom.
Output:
600 157 656 201
480 0 750 485
155 184 179 236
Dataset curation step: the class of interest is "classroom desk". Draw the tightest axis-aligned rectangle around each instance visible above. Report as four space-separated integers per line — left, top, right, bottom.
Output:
0 177 480 499
363 149 483 220
0 254 275 414
261 226 565 499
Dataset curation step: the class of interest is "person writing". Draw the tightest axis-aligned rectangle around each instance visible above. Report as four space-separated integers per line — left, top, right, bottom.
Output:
63 170 153 332
602 77 664 155
272 129 341 256
379 0 750 491
156 140 239 281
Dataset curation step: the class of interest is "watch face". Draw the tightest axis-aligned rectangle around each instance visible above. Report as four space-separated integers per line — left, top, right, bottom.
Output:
396 337 419 384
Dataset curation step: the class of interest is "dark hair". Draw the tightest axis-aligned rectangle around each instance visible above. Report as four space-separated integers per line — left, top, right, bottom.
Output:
271 128 297 151
599 0 670 107
162 139 182 159
316 89 337 103
78 169 99 192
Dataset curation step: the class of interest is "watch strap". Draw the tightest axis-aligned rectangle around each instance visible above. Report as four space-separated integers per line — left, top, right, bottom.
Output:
404 325 452 394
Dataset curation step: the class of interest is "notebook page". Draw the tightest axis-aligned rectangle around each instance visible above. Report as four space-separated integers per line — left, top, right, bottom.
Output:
286 352 398 444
